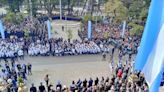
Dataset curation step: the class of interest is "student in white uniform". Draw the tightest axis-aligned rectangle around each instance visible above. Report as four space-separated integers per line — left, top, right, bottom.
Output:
55 48 59 56
72 47 75 55
18 49 24 60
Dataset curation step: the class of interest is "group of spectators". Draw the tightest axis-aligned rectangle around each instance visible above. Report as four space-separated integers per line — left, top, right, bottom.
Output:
0 60 32 92
0 35 137 63
0 39 24 61
29 61 149 92
79 23 141 55
0 17 140 60
4 17 48 40
0 16 147 92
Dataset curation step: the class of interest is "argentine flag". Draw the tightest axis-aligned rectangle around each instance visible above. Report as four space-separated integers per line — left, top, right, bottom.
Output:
0 20 5 39
47 20 51 39
135 0 164 92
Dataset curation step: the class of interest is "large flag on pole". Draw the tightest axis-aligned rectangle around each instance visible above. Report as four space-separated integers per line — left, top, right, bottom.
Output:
88 20 92 39
47 20 51 39
135 0 164 92
0 20 5 39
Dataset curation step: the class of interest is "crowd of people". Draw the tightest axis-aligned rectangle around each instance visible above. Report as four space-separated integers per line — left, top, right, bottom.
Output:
4 17 48 39
79 23 141 55
0 60 32 92
0 16 152 92
0 36 136 62
0 17 140 60
29 61 149 92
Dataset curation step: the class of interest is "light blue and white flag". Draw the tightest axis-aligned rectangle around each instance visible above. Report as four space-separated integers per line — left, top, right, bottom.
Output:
135 0 164 92
88 20 92 39
47 20 51 39
0 20 5 39
121 20 126 38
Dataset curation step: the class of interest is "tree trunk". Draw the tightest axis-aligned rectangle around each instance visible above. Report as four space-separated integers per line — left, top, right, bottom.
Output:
81 0 88 15
68 0 71 15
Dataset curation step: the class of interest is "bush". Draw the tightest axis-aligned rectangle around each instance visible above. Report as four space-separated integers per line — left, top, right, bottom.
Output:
83 15 102 23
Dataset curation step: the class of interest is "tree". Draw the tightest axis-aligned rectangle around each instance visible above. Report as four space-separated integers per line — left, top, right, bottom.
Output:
67 0 77 15
128 22 144 36
121 0 132 9
39 0 58 17
128 0 150 21
105 0 128 22
25 0 38 17
0 0 24 13
4 12 25 24
104 0 150 36
139 7 148 21
31 0 38 17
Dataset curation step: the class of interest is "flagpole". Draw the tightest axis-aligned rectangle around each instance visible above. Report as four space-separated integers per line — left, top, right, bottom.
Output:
60 0 62 20
29 0 32 17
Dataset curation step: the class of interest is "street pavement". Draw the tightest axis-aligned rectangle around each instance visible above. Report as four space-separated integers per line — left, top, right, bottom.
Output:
20 53 163 91
25 54 111 90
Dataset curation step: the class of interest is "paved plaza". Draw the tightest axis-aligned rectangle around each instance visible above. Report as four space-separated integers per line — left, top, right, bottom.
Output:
26 54 111 89
51 20 81 41
19 53 164 91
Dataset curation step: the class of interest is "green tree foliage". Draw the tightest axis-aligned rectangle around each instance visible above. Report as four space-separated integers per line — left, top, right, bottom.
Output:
105 0 150 35
83 15 102 23
128 0 144 20
4 12 25 24
128 22 144 36
140 7 148 21
105 0 128 22
0 0 24 13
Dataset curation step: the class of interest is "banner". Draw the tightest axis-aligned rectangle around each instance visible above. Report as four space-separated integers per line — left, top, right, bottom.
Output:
121 21 126 38
88 20 92 39
0 20 5 39
47 20 51 39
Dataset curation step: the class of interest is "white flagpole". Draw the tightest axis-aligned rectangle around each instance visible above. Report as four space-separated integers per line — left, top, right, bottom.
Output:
29 0 32 17
60 0 62 20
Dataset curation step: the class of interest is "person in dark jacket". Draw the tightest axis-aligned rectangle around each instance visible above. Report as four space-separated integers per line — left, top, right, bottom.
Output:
39 82 46 92
30 83 37 92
